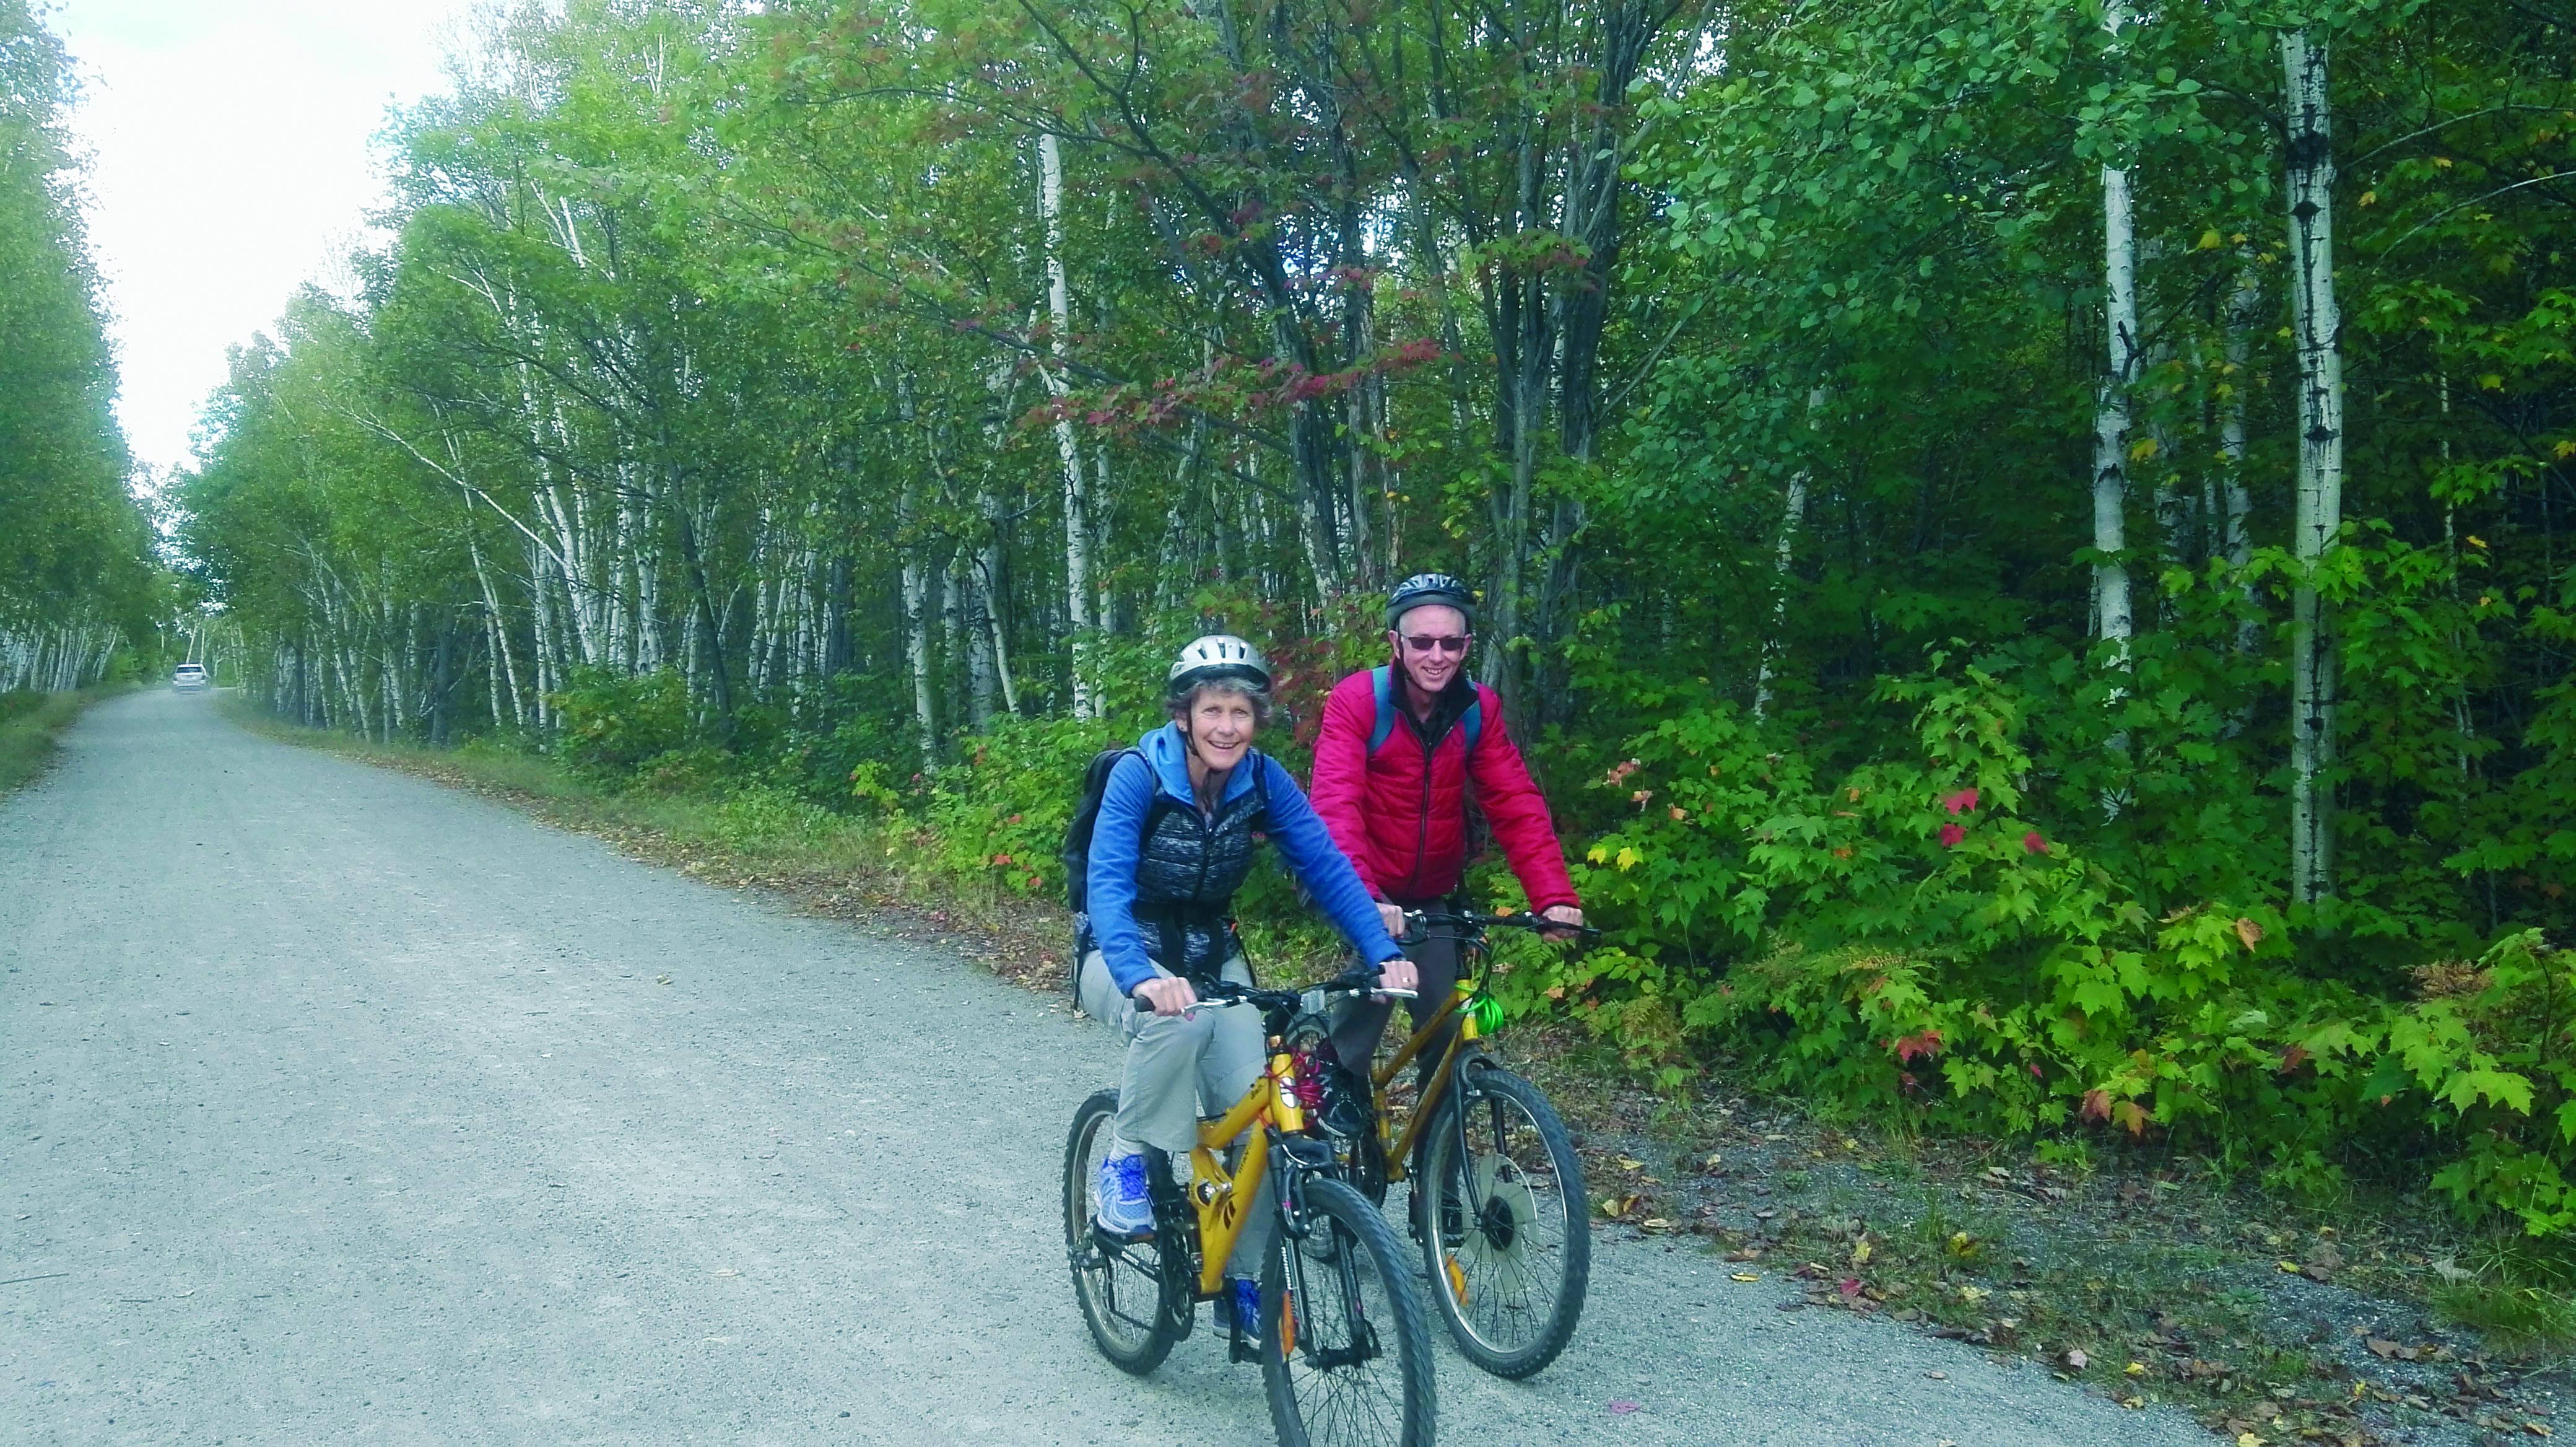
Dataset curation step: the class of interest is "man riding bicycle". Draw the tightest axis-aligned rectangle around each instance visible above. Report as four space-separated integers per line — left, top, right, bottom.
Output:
1307 572 1584 1083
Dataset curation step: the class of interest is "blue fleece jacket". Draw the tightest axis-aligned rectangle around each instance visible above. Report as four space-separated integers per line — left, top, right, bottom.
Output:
1087 722 1406 996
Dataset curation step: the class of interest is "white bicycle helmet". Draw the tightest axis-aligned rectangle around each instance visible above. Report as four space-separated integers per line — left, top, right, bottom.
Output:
1165 634 1272 701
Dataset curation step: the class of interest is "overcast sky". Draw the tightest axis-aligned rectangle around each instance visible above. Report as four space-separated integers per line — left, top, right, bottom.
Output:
47 1 469 478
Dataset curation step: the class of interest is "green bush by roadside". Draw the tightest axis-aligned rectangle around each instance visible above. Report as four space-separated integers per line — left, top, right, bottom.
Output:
523 635 2576 1247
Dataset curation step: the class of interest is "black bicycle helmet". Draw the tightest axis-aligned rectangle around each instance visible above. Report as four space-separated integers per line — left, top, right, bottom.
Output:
1386 572 1476 631
1164 634 1272 701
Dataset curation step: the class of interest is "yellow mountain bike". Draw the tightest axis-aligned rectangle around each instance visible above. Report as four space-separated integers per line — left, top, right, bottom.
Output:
1342 910 1594 1380
1064 967 1436 1447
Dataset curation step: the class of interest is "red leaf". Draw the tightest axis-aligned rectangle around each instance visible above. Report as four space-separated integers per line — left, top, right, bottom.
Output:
1942 787 1980 815
1939 823 1966 847
2024 831 2049 855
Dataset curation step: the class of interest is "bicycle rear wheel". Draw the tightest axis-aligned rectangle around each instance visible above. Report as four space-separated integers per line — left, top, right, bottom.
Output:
1414 1065 1590 1379
1064 1089 1183 1375
1260 1176 1435 1447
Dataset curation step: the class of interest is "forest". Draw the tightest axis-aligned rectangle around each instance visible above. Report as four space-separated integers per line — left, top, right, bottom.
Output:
0 1 156 691
173 0 2576 1233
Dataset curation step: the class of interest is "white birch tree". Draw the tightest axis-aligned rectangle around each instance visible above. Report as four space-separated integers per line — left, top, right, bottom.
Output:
2089 0 2141 670
2282 25 2346 905
1037 132 1098 719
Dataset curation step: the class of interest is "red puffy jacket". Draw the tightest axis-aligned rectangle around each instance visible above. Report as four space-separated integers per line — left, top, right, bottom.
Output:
1307 665 1578 911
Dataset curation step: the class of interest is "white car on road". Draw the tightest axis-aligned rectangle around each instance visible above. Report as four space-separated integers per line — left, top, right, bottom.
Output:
172 663 208 690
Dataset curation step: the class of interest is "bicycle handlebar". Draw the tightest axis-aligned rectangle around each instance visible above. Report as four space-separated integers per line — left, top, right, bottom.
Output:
1402 908 1603 940
1178 966 1411 1020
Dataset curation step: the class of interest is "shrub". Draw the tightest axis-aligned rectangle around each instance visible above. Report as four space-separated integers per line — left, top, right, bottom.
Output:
552 668 697 776
1533 657 2576 1233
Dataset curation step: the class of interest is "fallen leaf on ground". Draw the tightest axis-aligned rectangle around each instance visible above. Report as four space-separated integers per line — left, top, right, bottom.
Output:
1607 1401 1640 1415
1730 1272 1761 1282
2064 1348 2090 1370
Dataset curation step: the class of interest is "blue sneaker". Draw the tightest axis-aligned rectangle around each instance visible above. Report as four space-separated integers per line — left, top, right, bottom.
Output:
1230 1277 1263 1340
1093 1152 1154 1238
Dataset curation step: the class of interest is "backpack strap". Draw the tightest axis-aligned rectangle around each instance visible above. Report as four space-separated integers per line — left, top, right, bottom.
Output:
1367 665 1400 754
1368 663 1482 759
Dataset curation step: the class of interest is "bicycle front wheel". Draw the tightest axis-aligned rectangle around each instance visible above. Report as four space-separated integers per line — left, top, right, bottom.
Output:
1414 1065 1590 1378
1064 1088 1182 1375
1260 1176 1436 1447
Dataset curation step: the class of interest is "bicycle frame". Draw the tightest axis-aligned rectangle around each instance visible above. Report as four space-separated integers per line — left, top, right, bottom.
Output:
1368 961 1487 1184
1184 1042 1310 1297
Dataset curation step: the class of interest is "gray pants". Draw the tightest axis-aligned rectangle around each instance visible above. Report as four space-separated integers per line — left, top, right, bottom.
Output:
1330 927 1463 1082
1078 950 1274 1277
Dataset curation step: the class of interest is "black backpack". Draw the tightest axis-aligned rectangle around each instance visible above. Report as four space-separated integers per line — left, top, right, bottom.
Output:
1062 747 1145 916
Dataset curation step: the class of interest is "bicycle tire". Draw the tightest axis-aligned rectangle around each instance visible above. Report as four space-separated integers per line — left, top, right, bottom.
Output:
1064 1089 1182 1375
1260 1176 1436 1447
1414 1065 1590 1379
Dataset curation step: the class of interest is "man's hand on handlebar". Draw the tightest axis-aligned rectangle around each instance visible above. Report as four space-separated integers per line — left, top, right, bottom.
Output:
1375 900 1408 942
1539 903 1586 942
1133 975 1198 1018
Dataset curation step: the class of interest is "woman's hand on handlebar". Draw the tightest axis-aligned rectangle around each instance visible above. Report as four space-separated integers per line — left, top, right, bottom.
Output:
1134 976 1199 1018
1375 955 1419 997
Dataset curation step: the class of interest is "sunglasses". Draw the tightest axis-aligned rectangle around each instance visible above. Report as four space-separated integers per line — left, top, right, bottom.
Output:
1399 634 1470 655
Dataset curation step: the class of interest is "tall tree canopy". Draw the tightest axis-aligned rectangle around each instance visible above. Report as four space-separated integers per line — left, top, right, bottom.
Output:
175 0 2576 1215
0 1 157 689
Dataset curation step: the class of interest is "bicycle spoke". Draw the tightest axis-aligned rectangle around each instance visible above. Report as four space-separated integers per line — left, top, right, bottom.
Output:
1277 1211 1414 1447
1422 1069 1587 1376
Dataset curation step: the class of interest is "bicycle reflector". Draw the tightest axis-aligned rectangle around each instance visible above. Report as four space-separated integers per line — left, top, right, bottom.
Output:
1290 1041 1369 1137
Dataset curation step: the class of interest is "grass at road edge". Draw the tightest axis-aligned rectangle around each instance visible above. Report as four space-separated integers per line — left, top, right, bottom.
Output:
0 684 130 797
232 704 2570 1446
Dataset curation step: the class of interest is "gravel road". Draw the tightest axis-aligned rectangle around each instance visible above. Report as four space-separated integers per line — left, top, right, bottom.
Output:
1 690 2213 1446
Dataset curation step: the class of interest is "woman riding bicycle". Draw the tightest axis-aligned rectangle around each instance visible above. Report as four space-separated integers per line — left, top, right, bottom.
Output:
1078 634 1417 1338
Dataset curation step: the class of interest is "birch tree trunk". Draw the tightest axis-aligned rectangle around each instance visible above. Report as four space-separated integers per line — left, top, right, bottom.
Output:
899 482 939 763
2090 0 2140 668
2283 25 2346 906
1038 132 1099 718
2219 263 2261 657
1753 387 1828 723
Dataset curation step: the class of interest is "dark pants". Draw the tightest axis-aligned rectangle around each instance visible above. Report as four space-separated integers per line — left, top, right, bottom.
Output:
1329 925 1463 1082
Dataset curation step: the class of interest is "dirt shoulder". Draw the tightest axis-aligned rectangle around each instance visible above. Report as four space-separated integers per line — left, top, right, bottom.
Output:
0 684 129 797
